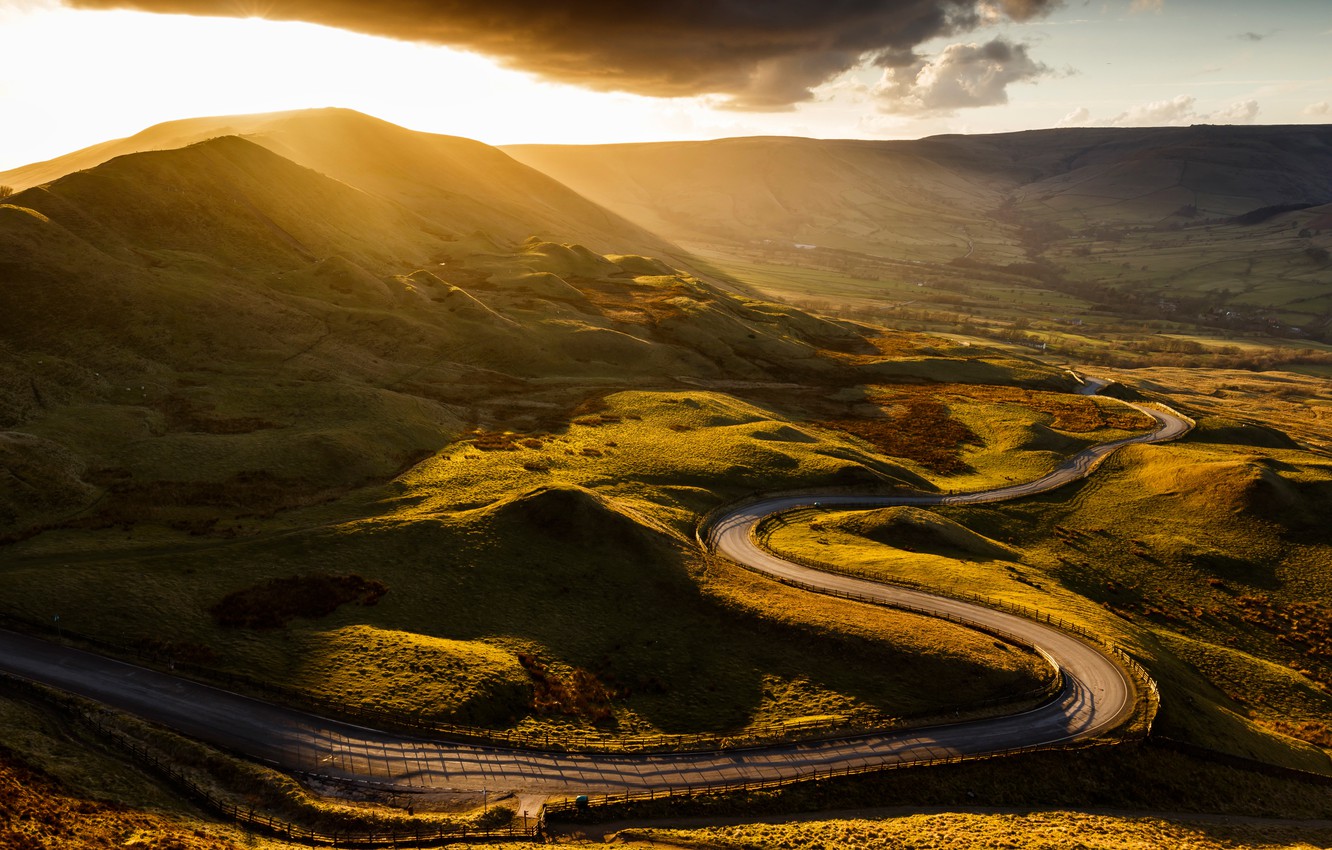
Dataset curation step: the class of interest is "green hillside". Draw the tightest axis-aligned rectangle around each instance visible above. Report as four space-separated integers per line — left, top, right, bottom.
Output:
3 113 1332 842
0 135 1072 747
0 108 673 258
510 125 1332 251
8 136 447 272
762 407 1332 774
509 126 1332 344
508 135 1021 266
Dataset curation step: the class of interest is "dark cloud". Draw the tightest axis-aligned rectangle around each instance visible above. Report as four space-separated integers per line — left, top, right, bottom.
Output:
873 37 1050 114
1234 31 1270 42
65 0 1061 109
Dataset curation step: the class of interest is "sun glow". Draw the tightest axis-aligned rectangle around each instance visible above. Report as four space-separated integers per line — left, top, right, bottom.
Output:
0 2 734 170
2 0 1328 172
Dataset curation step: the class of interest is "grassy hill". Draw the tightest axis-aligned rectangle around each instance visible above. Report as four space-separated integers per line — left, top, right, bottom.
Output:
4 112 1332 842
0 108 673 258
507 135 1021 266
509 125 1332 253
7 135 448 272
0 135 904 541
987 125 1332 226
0 133 1071 746
509 126 1332 344
762 413 1332 773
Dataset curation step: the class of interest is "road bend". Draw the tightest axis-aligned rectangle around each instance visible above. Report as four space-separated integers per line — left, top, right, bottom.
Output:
0 393 1191 796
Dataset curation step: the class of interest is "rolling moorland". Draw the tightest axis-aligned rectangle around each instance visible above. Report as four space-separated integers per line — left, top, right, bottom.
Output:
512 126 1332 372
1 109 1332 848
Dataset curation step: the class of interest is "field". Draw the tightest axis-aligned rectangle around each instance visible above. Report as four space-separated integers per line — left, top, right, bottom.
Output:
4 113 1332 847
8 674 1332 850
691 242 1332 382
4 384 1078 741
616 811 1332 850
761 419 1332 772
0 684 293 850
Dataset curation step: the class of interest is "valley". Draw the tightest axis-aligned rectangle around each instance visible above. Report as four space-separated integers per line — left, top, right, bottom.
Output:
1 109 1331 848
512 126 1332 375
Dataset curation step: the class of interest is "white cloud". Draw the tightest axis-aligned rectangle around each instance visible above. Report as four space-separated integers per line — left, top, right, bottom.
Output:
813 74 870 104
1075 96 1260 128
1305 101 1330 117
1209 99 1259 124
1055 106 1092 127
873 38 1051 116
1129 0 1164 13
1107 94 1198 126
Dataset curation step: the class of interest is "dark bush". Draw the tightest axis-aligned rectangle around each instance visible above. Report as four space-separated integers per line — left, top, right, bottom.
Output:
210 574 388 628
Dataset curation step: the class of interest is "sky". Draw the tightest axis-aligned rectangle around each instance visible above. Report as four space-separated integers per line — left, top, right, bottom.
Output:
1 0 1329 171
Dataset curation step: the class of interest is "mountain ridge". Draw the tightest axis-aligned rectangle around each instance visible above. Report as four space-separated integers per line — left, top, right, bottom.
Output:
506 124 1332 260
0 108 675 260
0 130 923 542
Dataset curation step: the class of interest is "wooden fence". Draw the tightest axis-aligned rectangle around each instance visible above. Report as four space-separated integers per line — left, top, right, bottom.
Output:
738 504 1161 737
0 672 542 847
543 737 1121 817
0 607 1062 755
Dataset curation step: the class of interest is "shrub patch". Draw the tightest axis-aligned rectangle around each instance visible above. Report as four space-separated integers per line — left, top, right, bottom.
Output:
210 574 387 629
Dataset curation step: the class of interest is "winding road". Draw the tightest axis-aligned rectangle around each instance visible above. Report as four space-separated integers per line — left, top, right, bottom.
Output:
0 382 1191 798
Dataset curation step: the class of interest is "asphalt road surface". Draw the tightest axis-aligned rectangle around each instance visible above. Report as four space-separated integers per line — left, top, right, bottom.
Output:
0 390 1191 796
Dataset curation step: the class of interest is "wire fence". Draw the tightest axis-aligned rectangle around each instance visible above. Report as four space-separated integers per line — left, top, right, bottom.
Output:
0 611 913 754
543 737 1122 817
719 505 1161 738
87 717 542 848
0 671 542 847
0 602 1064 756
0 400 1186 758
0 395 1292 834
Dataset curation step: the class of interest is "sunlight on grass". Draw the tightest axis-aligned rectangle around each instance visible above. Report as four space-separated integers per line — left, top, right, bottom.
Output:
763 434 1332 772
623 810 1332 850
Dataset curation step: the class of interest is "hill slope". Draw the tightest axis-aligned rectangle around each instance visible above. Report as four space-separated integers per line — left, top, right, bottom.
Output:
508 125 1332 253
507 135 1019 265
509 125 1332 339
7 135 448 274
4 134 983 541
983 125 1332 225
0 122 1080 788
0 108 672 258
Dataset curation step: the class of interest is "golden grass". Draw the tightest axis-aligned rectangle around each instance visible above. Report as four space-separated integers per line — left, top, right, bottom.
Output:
0 751 272 850
1103 366 1332 454
290 626 531 727
386 389 926 534
620 810 1332 850
0 688 294 849
936 383 1155 433
804 382 1155 487
812 506 1018 562
762 433 1332 771
112 709 509 836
